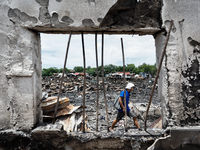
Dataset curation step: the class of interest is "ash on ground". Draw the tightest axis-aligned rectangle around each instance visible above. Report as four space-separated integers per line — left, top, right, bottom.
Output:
42 75 161 132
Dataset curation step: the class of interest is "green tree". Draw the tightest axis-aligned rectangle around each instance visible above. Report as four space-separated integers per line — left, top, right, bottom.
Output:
59 68 70 73
98 66 102 77
108 64 117 73
86 67 97 76
116 66 123 72
137 63 157 76
138 63 146 73
42 68 49 76
104 64 117 75
104 65 110 75
126 64 136 73
134 67 140 74
42 62 157 77
42 67 59 76
74 66 84 72
150 64 157 77
86 66 91 71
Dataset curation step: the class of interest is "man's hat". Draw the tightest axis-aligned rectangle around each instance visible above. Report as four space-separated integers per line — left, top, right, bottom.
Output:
125 83 135 89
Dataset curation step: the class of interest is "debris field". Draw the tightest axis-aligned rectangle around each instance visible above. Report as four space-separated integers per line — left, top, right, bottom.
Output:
41 75 162 132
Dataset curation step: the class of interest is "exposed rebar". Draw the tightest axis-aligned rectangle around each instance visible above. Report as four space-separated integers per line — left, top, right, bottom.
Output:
121 38 127 132
144 20 174 131
95 32 99 132
52 31 72 124
81 32 86 133
101 32 109 132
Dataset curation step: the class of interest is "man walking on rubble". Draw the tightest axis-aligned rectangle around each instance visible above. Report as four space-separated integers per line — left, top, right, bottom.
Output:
110 82 141 131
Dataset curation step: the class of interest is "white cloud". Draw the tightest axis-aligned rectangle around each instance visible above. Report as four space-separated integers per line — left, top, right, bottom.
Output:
41 33 156 69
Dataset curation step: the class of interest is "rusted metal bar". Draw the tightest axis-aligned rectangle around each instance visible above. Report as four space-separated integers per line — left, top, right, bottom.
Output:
81 31 86 133
101 32 109 132
144 20 174 131
121 38 127 132
52 31 72 124
95 32 99 132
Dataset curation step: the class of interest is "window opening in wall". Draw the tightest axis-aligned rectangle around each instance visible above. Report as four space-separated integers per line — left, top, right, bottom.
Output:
41 34 156 74
41 33 159 132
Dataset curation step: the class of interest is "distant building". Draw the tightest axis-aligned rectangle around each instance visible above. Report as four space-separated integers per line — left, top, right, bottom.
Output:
117 72 131 78
108 72 131 78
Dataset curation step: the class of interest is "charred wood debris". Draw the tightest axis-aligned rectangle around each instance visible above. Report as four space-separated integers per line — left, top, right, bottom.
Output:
41 74 161 132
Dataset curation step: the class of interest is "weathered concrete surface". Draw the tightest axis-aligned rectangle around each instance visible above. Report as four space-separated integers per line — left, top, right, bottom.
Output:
5 0 162 34
7 0 118 33
155 32 168 128
1 0 200 149
100 0 162 35
148 127 200 150
157 0 200 127
0 123 163 150
0 0 162 131
0 0 200 139
0 3 42 131
3 126 200 150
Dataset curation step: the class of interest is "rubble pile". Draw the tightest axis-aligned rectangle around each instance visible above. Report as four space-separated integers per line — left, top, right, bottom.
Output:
42 75 161 131
42 75 158 102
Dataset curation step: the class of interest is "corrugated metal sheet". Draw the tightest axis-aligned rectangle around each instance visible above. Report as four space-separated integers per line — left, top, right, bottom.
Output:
47 105 82 117
41 97 69 107
59 114 76 132
58 114 90 132
41 97 70 114
41 96 89 132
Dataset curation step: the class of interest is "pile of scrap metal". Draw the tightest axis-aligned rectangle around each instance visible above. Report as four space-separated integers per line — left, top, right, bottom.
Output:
41 96 90 132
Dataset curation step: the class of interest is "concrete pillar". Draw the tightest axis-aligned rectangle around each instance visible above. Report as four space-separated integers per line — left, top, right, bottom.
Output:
155 32 169 128
0 3 42 131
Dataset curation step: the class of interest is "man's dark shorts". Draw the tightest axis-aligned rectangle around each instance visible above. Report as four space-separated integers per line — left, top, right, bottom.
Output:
116 110 137 120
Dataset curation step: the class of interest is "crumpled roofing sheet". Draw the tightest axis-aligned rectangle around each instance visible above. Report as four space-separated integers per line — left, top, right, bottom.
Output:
41 97 70 114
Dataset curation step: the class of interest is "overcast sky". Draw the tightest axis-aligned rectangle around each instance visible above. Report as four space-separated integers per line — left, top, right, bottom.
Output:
41 33 156 70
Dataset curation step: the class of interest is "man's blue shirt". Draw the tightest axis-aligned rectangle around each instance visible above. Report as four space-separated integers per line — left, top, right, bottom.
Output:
118 90 130 112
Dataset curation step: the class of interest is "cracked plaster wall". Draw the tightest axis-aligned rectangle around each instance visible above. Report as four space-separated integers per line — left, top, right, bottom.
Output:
0 1 42 131
0 0 118 131
0 0 163 131
5 0 161 34
1 0 200 131
159 0 200 127
6 0 118 32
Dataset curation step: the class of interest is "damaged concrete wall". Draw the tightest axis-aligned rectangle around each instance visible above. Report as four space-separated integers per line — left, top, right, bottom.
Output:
155 32 169 128
158 0 200 127
6 0 118 33
100 0 162 34
6 0 162 34
0 1 42 131
1 0 200 131
0 0 119 131
1 0 163 131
